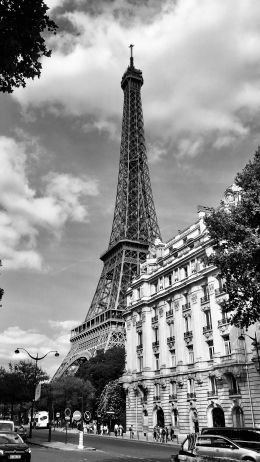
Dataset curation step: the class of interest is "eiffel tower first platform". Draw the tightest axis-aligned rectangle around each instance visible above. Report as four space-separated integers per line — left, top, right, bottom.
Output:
53 47 161 379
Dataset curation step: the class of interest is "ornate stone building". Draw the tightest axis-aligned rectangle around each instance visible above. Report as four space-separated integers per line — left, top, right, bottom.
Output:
122 205 260 439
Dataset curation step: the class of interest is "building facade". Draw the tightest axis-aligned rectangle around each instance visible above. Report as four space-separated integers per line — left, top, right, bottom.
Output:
122 206 260 439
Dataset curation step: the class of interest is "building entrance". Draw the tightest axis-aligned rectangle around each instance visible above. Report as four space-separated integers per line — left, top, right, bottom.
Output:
156 407 165 427
212 407 225 427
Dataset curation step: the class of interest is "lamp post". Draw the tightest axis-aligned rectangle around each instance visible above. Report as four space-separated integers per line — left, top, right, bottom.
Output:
238 331 260 371
14 347 59 438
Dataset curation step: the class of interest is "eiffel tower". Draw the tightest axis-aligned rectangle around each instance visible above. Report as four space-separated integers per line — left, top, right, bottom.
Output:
53 46 161 379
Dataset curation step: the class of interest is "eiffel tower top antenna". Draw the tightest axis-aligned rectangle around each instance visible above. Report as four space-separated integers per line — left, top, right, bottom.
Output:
129 44 134 67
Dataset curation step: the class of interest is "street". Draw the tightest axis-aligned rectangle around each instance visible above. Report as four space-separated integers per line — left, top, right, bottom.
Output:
29 429 178 462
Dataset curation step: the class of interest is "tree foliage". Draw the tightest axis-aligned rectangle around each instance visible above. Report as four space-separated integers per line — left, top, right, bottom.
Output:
97 379 126 421
0 0 57 93
205 148 260 328
50 376 95 414
76 347 125 397
0 361 48 419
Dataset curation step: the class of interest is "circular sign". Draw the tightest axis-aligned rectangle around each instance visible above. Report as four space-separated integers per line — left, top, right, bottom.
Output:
84 411 91 421
73 410 82 421
64 408 71 417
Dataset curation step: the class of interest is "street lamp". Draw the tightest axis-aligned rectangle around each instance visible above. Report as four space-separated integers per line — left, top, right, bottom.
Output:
14 347 59 438
238 331 260 372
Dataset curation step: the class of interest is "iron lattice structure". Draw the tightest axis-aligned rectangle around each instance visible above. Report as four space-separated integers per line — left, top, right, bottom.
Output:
53 51 161 380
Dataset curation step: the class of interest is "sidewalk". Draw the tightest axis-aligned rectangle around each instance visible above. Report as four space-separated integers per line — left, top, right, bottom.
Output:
28 427 180 452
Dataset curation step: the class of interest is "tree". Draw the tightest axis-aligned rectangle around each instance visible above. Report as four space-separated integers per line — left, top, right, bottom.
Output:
205 147 260 328
0 0 57 93
0 361 48 420
76 347 125 397
51 376 95 418
97 379 126 423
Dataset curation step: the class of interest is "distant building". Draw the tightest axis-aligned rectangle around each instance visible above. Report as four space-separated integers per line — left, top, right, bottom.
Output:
122 205 260 439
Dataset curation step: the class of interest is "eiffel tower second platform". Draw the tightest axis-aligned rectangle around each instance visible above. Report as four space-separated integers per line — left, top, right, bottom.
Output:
53 51 161 379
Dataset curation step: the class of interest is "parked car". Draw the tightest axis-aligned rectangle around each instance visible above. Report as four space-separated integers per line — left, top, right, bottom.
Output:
0 432 31 461
0 420 15 432
176 434 260 461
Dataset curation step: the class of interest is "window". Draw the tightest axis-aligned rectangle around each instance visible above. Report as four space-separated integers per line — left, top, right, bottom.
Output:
174 269 179 282
136 287 141 299
154 327 159 342
154 383 160 396
183 266 188 279
169 322 174 337
187 346 194 364
221 309 229 323
208 340 215 359
154 354 160 370
202 284 209 300
191 260 197 274
171 351 176 367
138 331 143 346
223 335 231 355
158 277 164 291
209 376 217 395
205 310 212 329
187 378 195 394
170 381 177 395
138 356 143 372
184 316 191 332
165 273 172 287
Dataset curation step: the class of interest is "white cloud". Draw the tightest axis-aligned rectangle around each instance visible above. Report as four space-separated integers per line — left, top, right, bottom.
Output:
0 136 99 270
0 320 80 378
13 0 260 158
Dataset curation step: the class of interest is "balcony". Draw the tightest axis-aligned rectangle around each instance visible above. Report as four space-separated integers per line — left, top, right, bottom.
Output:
229 388 241 397
184 331 193 344
166 309 174 318
182 303 191 313
201 295 210 305
136 320 142 329
152 315 158 324
187 392 196 400
169 394 177 401
218 318 230 335
153 395 160 402
203 325 212 333
136 344 143 353
215 286 226 297
167 336 175 350
152 341 160 352
207 390 218 398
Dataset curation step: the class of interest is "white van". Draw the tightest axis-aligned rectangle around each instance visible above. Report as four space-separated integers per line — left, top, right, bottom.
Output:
34 411 49 429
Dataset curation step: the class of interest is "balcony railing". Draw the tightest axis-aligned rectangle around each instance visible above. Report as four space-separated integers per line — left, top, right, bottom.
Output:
229 388 241 396
218 318 229 327
152 315 158 324
136 320 142 329
169 394 177 401
215 286 226 297
136 344 143 352
167 336 175 344
184 331 193 339
166 309 174 318
152 341 160 348
153 395 160 402
187 392 196 399
201 295 210 304
207 390 218 397
182 303 191 313
203 324 212 333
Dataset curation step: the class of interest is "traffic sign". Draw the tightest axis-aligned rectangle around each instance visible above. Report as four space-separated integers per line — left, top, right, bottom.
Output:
73 410 82 421
56 412 60 418
64 408 71 417
84 411 91 421
65 416 70 421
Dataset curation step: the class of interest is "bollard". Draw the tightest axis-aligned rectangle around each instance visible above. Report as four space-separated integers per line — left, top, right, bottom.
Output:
78 430 84 450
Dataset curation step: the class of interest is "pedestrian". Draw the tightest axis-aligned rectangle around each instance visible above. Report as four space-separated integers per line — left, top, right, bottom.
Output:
170 425 175 441
100 423 104 435
119 424 123 436
153 426 157 441
162 427 166 443
114 423 118 436
129 424 134 439
165 426 169 443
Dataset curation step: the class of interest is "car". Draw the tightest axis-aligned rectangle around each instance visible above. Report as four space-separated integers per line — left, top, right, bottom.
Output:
176 434 260 461
0 432 31 461
0 420 15 432
201 426 260 442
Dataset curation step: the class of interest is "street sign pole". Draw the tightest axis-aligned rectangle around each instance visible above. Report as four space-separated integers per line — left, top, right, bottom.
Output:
72 410 83 450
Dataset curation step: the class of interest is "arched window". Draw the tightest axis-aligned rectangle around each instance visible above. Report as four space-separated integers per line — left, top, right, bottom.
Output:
232 406 244 427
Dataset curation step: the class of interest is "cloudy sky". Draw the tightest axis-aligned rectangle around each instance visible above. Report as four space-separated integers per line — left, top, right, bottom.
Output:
1 0 260 377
